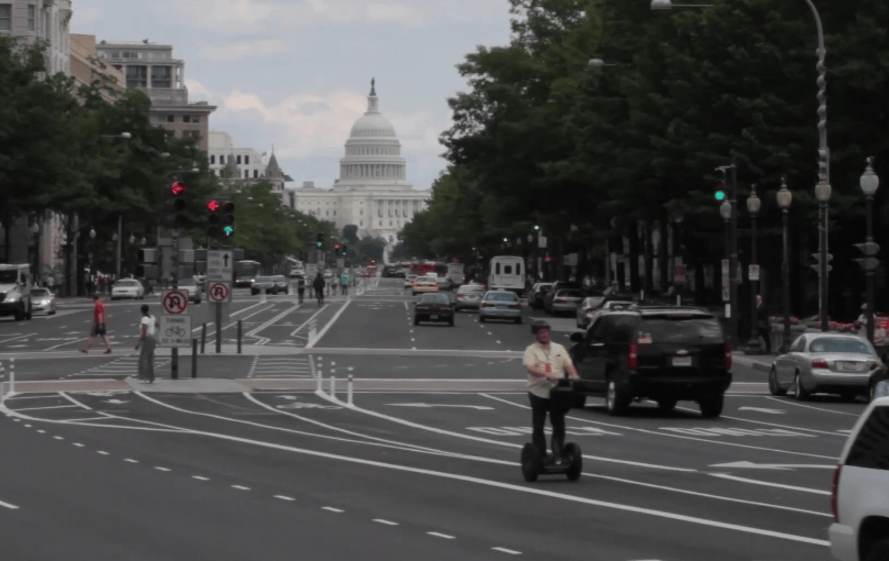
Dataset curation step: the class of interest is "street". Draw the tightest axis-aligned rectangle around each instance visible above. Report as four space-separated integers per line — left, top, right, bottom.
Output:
0 278 864 560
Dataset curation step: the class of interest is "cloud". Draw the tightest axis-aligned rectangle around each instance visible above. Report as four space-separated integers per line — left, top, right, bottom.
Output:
197 38 290 61
185 78 213 99
71 5 104 30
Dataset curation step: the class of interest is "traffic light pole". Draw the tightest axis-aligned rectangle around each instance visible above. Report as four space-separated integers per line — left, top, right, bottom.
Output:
729 157 739 348
171 227 179 379
866 196 875 344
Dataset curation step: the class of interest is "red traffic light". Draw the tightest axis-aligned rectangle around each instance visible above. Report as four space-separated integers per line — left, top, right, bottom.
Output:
207 200 221 212
334 243 340 249
223 201 234 212
171 181 187 196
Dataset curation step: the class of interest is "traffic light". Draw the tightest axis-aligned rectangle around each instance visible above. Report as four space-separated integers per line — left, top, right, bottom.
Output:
316 232 324 248
334 242 340 256
341 243 347 254
166 177 188 228
222 200 235 237
207 198 222 240
714 167 728 201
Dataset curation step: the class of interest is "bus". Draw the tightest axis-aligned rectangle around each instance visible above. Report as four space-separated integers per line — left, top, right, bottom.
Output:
234 259 261 287
410 261 447 278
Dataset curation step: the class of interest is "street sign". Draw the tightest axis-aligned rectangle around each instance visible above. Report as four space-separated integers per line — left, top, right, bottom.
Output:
158 315 192 347
207 250 233 282
341 274 350 285
674 264 686 284
538 234 547 249
208 281 231 303
162 289 188 314
749 264 760 281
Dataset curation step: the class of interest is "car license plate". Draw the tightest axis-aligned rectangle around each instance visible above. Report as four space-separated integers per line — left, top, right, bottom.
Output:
430 315 438 320
672 356 692 367
839 362 861 372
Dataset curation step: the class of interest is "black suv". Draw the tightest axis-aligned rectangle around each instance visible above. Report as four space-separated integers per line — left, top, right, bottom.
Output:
568 306 732 418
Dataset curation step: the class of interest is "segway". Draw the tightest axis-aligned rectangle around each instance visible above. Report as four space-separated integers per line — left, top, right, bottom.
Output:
520 379 583 482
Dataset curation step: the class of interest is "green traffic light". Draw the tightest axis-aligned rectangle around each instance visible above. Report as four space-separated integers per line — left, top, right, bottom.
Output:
715 191 726 201
224 226 233 236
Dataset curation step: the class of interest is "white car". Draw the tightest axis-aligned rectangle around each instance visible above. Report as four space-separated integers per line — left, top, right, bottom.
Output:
828 395 889 561
404 274 417 289
110 279 145 300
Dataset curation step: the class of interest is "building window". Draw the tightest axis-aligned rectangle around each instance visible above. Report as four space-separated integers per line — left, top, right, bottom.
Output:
166 114 175 122
244 155 250 165
244 170 249 179
0 5 11 31
236 155 241 165
27 5 35 31
360 221 363 226
253 169 258 179
126 66 148 88
219 155 224 164
210 155 215 164
151 66 172 88
359 210 363 216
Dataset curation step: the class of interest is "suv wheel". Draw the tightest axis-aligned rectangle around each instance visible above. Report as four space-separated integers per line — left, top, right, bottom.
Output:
768 367 787 396
866 538 889 561
605 379 631 416
699 393 724 418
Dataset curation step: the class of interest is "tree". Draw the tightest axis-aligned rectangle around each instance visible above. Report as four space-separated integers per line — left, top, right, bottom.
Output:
342 224 359 245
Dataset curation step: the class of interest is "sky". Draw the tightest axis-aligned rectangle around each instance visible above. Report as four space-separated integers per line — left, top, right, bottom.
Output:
72 0 516 194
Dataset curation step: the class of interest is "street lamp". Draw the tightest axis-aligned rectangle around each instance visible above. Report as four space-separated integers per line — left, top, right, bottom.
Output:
859 157 880 344
746 187 762 352
815 177 831 332
777 178 793 351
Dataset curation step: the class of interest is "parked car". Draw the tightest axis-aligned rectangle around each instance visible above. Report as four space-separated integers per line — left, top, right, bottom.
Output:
547 288 584 315
176 277 202 304
414 293 455 326
479 290 522 324
828 396 889 561
411 276 438 295
30 288 56 315
577 297 634 329
528 282 553 309
455 284 486 311
251 276 276 295
110 278 145 300
271 275 289 294
568 306 732 417
768 333 886 402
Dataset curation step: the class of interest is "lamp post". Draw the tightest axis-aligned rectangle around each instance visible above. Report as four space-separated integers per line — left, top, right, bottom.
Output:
745 187 761 351
776 178 793 350
89 227 96 295
30 222 40 279
859 157 880 344
719 202 731 318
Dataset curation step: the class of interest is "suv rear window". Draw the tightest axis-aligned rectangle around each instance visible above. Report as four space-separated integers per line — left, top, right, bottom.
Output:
486 292 517 301
846 406 889 470
808 337 872 354
637 317 724 344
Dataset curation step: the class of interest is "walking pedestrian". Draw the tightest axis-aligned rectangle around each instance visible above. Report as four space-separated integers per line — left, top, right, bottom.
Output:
134 304 158 384
297 275 306 304
80 293 112 354
755 295 771 355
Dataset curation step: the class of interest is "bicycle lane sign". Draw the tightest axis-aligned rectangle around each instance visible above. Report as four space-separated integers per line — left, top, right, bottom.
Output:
159 315 192 348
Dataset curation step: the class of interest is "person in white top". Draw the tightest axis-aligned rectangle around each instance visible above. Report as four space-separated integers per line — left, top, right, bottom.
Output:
134 304 158 384
523 319 579 463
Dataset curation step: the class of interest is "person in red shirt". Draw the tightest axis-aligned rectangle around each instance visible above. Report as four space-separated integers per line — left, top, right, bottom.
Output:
81 294 112 354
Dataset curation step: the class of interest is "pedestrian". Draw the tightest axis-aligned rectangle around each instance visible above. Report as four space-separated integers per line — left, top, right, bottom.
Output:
134 304 158 384
81 293 112 354
313 274 325 305
755 295 771 355
297 275 306 304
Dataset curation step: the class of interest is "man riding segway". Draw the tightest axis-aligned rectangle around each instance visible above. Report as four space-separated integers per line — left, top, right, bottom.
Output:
521 319 583 482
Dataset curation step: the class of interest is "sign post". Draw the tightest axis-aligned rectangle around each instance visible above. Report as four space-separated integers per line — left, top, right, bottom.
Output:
160 290 190 362
207 251 233 354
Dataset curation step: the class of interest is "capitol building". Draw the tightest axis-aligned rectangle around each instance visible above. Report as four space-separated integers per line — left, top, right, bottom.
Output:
294 79 431 253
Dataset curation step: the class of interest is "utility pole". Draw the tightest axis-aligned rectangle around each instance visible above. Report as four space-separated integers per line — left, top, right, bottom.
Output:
729 156 739 347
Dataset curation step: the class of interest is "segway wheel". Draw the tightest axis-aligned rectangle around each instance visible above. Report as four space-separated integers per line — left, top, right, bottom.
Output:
521 443 541 483
563 442 582 481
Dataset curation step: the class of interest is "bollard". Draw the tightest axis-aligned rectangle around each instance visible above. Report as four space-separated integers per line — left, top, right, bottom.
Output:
347 374 354 407
1 364 5 403
237 320 243 354
201 323 207 354
191 338 198 378
316 370 323 393
330 375 336 398
9 358 15 395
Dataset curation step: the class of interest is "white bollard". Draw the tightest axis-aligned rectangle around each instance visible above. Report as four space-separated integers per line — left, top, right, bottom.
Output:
9 358 14 395
330 376 336 398
316 370 323 392
347 374 354 407
0 364 5 403
676 294 681 306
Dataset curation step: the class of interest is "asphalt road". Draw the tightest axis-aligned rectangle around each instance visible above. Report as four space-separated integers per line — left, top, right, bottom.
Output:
0 277 868 560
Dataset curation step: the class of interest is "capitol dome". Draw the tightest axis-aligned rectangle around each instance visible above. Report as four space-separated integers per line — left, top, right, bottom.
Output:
348 79 397 138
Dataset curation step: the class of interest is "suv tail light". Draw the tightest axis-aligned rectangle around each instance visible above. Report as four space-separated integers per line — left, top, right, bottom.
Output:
830 464 842 522
586 307 597 313
871 362 880 370
481 302 493 308
812 359 829 369
627 342 638 370
513 303 522 309
725 340 732 370
555 298 567 303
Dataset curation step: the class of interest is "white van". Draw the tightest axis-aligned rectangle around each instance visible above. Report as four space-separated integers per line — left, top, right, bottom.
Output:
488 256 525 295
447 262 464 288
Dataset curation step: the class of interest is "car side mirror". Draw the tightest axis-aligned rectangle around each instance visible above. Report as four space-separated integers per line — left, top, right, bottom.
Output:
569 332 584 343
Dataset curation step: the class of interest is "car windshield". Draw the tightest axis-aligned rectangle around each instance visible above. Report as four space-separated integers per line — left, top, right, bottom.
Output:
637 317 724 344
31 288 50 297
606 301 634 309
808 337 873 355
558 290 583 298
256 277 272 282
117 280 139 286
536 284 552 292
0 271 19 283
585 297 606 307
419 294 449 304
485 292 517 302
458 285 484 293
178 278 194 286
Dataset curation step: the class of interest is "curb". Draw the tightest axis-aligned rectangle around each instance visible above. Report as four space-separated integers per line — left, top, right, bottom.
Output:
732 353 771 373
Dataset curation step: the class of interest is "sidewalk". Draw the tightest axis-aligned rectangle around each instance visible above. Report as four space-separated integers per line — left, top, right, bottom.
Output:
732 352 772 373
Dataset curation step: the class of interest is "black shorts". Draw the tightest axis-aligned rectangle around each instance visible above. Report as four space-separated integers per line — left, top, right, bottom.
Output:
91 324 106 337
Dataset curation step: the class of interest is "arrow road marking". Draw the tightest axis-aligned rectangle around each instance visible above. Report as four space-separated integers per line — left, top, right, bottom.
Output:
388 403 494 410
709 461 835 470
738 407 785 414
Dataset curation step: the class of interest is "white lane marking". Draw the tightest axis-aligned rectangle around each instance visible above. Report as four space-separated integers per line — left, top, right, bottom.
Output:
58 392 98 410
231 485 251 491
322 506 344 513
154 466 171 472
306 300 353 349
0 497 19 510
674 405 849 438
124 458 138 463
42 337 89 351
764 396 861 417
482 394 837 460
709 473 831 496
13 404 79 412
37 429 46 434
0 333 37 345
193 476 210 481
274 495 296 501
97 451 110 455
2 394 831 546
289 306 330 337
427 532 455 539
73 443 84 447
373 519 399 525
492 547 521 555
496 341 501 344
53 436 63 440
404 302 408 310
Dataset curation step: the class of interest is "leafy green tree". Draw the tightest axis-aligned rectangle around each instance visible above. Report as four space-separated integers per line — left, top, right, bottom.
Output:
342 224 359 245
225 181 303 263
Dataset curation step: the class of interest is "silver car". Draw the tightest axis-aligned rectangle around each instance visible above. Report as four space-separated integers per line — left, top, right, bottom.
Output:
404 274 417 289
549 288 584 314
577 298 634 328
479 290 522 324
769 333 886 400
455 284 486 311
